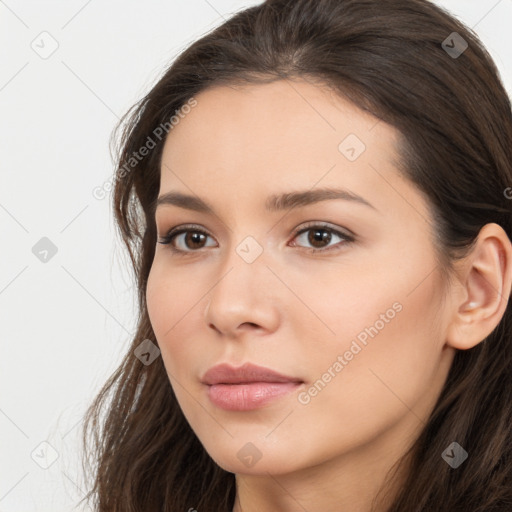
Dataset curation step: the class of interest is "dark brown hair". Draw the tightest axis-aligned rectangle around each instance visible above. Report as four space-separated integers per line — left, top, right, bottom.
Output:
80 0 512 510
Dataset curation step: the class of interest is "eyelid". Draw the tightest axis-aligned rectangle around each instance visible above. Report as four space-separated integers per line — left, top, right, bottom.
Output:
291 220 355 240
158 223 216 250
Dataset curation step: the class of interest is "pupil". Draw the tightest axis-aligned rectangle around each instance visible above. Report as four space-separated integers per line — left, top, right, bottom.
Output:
187 232 205 248
309 228 331 247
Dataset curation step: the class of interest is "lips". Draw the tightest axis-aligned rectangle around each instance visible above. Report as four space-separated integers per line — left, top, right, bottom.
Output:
201 362 303 385
201 362 304 411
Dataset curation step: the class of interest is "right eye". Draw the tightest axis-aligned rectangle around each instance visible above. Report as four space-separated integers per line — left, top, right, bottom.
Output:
158 224 218 254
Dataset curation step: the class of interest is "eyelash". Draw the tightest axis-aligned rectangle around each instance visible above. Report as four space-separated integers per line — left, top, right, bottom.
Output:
157 222 355 255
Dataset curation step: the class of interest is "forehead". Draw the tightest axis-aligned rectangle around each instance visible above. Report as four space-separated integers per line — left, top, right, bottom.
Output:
162 79 385 168
158 79 428 221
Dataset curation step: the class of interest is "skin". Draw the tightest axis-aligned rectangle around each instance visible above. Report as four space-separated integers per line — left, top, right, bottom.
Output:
145 79 512 512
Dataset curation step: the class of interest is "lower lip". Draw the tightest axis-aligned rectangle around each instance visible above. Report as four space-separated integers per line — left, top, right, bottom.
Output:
206 382 302 411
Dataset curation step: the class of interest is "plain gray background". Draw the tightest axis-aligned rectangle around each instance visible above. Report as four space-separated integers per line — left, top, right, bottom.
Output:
1 1 511 510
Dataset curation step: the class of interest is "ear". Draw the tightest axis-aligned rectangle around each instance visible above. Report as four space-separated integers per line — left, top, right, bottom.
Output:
446 223 512 350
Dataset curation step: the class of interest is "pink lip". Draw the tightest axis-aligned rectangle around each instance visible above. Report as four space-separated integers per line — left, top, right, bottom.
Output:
201 362 303 411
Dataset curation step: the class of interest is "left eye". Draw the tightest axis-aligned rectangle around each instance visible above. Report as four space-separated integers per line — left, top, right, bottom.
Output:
157 223 354 254
290 224 354 252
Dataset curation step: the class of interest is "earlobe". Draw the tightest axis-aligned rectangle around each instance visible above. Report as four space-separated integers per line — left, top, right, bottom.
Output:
445 223 512 351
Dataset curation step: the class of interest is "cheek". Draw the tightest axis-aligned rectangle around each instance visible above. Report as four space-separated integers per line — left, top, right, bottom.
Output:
146 262 200 370
297 263 446 443
146 264 210 424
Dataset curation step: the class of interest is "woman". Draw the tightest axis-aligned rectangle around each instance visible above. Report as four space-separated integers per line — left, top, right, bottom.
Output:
80 0 512 510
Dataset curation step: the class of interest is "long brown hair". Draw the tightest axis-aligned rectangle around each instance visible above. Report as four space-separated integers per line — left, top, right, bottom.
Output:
80 0 512 510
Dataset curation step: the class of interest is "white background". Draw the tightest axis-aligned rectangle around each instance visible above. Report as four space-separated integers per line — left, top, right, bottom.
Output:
1 1 511 510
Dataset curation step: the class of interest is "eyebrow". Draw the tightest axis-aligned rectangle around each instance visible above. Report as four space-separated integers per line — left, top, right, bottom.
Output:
155 187 377 214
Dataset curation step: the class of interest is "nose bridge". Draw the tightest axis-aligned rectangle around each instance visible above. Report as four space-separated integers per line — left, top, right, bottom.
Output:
203 231 277 333
214 232 268 297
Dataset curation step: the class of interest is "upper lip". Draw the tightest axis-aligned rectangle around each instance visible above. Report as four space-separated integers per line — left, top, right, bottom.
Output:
201 362 303 385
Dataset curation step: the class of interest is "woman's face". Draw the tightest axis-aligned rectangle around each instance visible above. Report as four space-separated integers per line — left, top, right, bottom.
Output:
146 79 456 478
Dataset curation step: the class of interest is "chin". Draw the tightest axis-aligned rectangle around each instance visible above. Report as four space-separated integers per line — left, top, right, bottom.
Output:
205 443 304 476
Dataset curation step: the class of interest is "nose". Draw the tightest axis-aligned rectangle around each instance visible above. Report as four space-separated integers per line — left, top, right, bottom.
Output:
203 243 280 337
